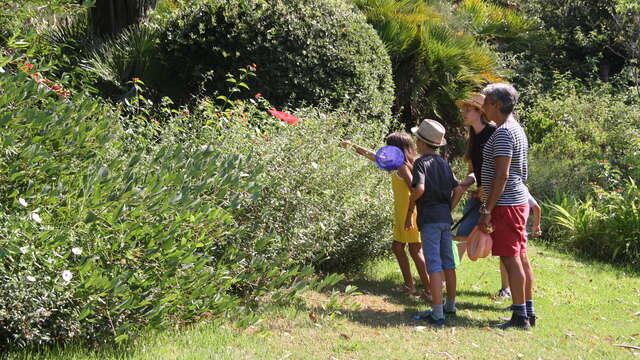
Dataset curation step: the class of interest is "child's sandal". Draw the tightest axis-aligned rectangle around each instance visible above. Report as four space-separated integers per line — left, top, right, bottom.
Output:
392 285 416 294
419 290 433 302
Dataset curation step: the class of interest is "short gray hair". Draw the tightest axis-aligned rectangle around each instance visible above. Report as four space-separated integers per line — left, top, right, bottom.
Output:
482 83 519 115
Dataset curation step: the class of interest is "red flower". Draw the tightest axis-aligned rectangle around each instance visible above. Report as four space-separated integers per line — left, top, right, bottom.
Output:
50 84 62 91
268 108 299 125
255 93 262 98
25 63 33 71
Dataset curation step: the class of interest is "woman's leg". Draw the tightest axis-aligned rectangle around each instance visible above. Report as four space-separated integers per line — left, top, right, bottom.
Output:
454 237 467 261
408 242 431 293
500 261 510 290
392 241 414 291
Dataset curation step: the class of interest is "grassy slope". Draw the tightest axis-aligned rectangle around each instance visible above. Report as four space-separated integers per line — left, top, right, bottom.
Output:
11 243 640 359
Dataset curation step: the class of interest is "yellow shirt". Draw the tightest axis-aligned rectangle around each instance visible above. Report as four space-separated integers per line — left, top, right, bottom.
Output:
391 172 420 243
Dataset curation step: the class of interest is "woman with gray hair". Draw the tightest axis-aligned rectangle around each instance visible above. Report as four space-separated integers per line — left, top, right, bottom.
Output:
477 83 537 330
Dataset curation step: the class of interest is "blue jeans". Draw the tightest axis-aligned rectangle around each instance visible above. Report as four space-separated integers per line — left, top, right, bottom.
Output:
455 197 481 237
421 223 456 274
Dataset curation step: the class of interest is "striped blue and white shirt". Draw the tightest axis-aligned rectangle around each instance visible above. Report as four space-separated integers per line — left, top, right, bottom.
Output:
481 119 529 206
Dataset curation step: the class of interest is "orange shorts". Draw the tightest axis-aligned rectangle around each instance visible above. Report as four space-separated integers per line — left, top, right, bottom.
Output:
490 203 529 256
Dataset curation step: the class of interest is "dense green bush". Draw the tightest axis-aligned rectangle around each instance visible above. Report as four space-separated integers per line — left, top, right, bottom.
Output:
0 65 327 347
87 0 394 124
546 179 640 266
198 104 394 273
141 72 395 273
0 60 395 347
523 78 640 199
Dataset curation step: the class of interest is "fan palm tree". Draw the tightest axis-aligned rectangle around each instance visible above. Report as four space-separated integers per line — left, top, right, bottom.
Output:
353 0 531 154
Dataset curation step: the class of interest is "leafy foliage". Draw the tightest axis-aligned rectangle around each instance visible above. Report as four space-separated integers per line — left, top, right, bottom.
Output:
546 179 640 266
352 0 530 154
0 57 395 347
506 0 639 89
523 77 640 200
84 0 394 125
0 64 331 347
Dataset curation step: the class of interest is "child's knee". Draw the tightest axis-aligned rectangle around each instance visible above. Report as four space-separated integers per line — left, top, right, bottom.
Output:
408 243 421 255
392 241 406 253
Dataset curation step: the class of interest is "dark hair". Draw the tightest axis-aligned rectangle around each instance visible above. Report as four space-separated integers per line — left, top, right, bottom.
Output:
464 114 492 162
385 132 416 165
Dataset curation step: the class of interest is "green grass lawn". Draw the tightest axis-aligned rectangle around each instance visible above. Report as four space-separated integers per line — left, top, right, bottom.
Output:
9 242 640 359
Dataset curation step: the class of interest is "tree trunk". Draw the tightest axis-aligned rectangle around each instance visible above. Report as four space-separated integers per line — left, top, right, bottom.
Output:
90 0 157 37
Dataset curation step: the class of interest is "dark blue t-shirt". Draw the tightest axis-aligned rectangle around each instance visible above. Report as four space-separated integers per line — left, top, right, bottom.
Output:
411 154 459 228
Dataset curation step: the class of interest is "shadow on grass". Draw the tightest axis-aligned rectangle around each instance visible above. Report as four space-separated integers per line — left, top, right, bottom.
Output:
342 278 497 307
309 305 500 329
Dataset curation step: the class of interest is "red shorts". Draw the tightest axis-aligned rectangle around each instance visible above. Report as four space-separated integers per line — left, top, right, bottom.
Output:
490 203 529 256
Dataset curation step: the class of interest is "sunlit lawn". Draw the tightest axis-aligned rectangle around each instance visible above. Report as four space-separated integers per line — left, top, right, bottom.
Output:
10 242 640 359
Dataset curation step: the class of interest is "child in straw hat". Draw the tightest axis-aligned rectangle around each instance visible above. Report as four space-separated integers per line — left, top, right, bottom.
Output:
406 119 465 327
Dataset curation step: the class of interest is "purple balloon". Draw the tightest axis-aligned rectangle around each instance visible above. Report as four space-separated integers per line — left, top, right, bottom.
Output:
375 145 405 171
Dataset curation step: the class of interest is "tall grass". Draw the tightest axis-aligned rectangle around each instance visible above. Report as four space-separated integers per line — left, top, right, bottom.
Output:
546 179 640 265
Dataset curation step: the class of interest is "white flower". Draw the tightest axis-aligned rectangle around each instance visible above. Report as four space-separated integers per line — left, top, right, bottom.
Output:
311 162 319 170
19 246 29 254
26 276 36 282
18 197 28 207
200 144 210 151
62 270 73 282
72 247 82 256
0 67 5 73
31 211 42 223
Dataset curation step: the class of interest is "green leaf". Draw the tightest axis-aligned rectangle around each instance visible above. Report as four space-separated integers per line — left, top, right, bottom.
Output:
84 211 98 224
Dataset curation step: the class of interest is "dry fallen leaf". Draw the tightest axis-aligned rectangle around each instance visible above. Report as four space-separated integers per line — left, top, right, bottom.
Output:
415 326 427 332
603 337 615 343
308 312 317 323
340 333 350 340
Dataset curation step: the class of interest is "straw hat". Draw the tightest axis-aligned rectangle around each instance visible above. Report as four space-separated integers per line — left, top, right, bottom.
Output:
411 119 447 147
455 93 485 111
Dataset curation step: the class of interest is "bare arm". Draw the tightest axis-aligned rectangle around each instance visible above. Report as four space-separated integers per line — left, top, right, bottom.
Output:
451 185 465 210
531 202 542 236
405 183 424 231
340 140 375 161
460 161 476 187
397 164 413 188
478 156 511 233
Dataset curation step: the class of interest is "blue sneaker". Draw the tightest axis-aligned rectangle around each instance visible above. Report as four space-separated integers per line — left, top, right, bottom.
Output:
413 310 445 328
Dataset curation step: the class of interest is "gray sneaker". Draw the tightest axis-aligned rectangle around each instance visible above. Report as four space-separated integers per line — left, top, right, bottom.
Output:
497 288 511 298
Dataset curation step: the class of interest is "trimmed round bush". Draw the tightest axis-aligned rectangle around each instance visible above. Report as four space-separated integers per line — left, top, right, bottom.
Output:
148 0 394 123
